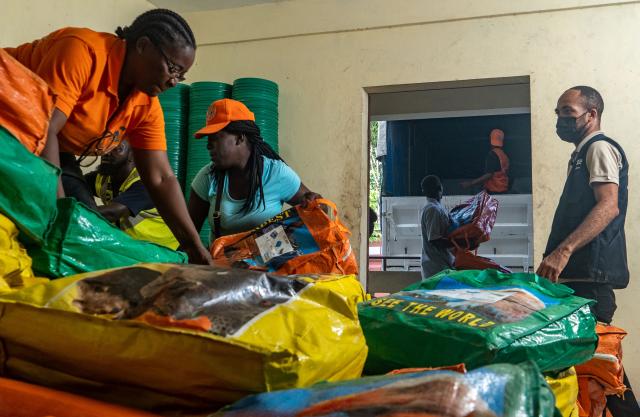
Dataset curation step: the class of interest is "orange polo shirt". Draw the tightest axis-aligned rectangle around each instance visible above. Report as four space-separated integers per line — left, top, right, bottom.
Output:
5 27 166 155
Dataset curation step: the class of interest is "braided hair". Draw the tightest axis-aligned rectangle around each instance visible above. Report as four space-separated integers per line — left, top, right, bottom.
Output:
115 9 196 50
212 121 284 215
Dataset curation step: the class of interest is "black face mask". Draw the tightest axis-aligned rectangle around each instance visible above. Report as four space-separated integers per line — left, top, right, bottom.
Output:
556 112 588 143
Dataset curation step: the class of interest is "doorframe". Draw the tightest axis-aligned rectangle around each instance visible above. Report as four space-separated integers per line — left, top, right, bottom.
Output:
359 89 370 289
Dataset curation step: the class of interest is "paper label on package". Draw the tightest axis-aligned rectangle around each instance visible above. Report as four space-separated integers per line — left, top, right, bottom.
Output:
255 226 295 263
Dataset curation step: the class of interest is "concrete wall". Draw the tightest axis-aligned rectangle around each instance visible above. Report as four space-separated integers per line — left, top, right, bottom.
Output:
183 0 640 383
0 0 154 46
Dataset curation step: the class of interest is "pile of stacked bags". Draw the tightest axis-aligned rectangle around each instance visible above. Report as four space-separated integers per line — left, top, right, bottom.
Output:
0 159 620 417
0 264 578 417
0 264 368 413
0 74 369 415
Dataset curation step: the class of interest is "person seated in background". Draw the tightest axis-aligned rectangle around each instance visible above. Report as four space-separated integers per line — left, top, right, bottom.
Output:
85 140 179 249
420 175 454 280
461 129 510 193
368 206 378 240
188 99 320 244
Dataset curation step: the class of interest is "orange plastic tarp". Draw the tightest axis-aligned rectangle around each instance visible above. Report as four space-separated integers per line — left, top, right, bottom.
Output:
0 48 54 155
0 377 162 417
576 324 627 417
575 324 627 396
387 364 467 376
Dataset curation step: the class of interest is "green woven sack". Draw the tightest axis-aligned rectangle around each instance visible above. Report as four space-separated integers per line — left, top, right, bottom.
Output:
0 126 58 244
29 198 187 277
359 269 597 374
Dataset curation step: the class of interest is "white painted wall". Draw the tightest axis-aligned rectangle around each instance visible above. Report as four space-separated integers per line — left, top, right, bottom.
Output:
0 0 154 47
183 0 640 383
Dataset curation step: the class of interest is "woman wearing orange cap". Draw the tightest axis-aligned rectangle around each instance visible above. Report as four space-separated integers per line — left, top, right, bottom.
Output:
188 99 320 242
461 128 510 193
3 9 211 263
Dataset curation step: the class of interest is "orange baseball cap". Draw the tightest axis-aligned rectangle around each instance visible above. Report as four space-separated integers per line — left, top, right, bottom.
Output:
194 99 255 138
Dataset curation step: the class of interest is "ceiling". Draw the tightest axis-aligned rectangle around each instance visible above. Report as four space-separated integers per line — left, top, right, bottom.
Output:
148 0 286 13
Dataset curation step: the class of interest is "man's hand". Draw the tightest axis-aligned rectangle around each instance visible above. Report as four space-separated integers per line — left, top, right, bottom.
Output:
96 202 129 223
537 182 619 283
461 174 492 190
288 183 322 208
536 247 572 283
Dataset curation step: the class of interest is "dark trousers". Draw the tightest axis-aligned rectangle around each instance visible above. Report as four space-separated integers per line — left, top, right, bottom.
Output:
59 153 97 209
565 282 640 416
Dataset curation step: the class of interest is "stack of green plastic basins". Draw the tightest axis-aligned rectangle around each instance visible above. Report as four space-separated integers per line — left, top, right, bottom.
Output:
158 83 189 188
232 78 279 153
187 81 232 247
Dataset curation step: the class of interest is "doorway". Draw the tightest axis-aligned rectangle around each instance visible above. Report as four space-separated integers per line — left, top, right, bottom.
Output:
365 76 533 294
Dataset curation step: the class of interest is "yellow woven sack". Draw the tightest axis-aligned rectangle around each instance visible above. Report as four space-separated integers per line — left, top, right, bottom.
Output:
0 264 367 414
0 213 37 290
546 367 580 417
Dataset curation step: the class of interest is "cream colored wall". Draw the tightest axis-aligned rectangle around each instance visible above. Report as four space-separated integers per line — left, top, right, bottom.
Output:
0 0 154 47
184 0 640 383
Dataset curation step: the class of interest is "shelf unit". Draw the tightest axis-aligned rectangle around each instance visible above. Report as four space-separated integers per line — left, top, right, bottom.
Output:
380 194 533 272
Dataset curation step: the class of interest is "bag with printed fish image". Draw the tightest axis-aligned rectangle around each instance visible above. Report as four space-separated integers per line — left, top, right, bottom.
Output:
359 269 598 374
0 263 367 413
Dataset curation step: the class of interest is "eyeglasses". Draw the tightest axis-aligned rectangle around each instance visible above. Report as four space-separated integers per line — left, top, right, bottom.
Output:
154 43 186 82
78 127 126 166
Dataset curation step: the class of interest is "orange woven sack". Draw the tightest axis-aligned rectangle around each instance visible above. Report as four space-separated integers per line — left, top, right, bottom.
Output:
576 324 627 417
387 364 467 376
453 247 511 273
576 324 627 396
0 48 54 155
0 377 161 417
577 377 608 417
211 199 358 275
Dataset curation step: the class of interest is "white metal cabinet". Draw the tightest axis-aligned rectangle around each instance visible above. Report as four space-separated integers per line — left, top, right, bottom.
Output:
380 194 533 272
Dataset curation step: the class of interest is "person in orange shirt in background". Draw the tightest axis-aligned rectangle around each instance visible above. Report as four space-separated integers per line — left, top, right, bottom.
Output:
461 129 510 194
3 9 211 264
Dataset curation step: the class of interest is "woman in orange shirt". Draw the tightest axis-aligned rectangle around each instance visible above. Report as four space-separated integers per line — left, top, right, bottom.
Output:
5 9 211 264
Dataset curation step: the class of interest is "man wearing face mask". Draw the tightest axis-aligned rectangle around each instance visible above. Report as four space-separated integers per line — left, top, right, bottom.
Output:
537 86 637 414
84 140 179 249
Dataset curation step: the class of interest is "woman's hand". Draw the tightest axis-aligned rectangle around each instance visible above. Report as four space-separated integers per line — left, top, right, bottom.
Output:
133 149 212 264
289 183 322 208
183 242 214 265
300 191 322 208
